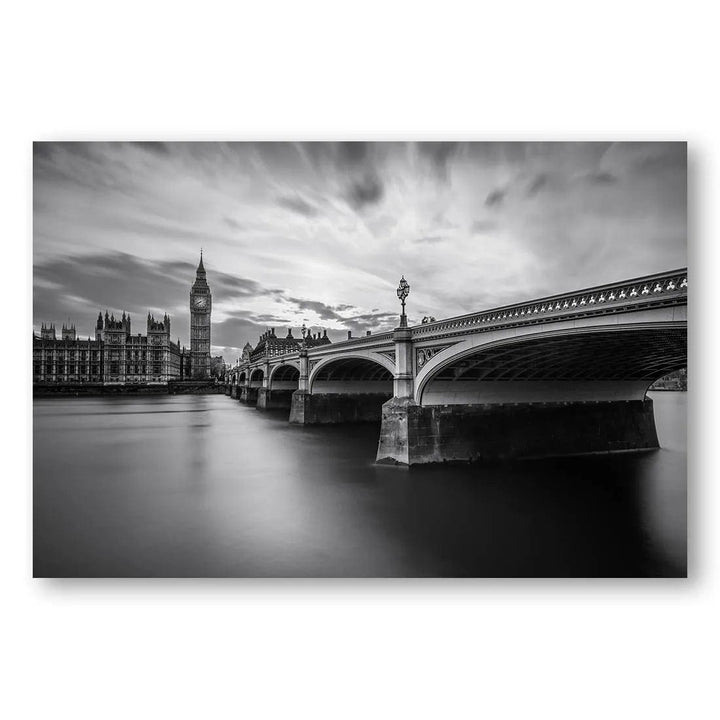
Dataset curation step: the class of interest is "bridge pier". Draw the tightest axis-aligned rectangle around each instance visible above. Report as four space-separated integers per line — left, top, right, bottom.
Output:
289 391 390 424
239 386 259 404
257 387 295 410
376 397 659 465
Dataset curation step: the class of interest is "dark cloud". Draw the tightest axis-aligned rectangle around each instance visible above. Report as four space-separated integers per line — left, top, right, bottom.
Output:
337 142 368 165
466 142 530 166
527 173 549 196
485 188 507 207
33 142 139 194
252 314 292 324
471 219 497 234
41 142 100 161
33 143 55 161
343 311 398 335
585 171 618 185
34 252 191 341
131 142 170 156
417 142 460 182
345 172 384 211
223 217 243 229
276 194 318 218
212 315 268 352
633 143 686 175
286 297 346 322
205 269 282 298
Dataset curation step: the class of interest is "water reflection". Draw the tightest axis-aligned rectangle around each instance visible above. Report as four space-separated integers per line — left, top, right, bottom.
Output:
33 391 686 577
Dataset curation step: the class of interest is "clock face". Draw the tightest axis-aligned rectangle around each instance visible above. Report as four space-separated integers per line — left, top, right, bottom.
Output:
193 296 207 309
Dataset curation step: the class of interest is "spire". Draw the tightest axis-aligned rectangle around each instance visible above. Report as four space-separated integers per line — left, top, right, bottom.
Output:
197 249 205 275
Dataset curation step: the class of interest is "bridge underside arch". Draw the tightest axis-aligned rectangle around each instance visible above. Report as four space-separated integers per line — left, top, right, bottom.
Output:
310 357 393 395
292 357 393 424
249 368 264 387
419 326 686 406
270 363 300 389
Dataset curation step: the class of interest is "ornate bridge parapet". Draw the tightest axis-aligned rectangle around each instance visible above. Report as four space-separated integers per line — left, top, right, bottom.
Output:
411 269 687 341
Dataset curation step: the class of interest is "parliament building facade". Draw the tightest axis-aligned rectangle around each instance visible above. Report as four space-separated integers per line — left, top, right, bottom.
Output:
33 255 212 385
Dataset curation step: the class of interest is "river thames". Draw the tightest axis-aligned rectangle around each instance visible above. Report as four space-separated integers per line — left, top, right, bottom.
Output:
33 391 686 577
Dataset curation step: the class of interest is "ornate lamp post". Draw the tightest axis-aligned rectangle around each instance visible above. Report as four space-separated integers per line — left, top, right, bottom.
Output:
396 276 410 328
297 322 309 394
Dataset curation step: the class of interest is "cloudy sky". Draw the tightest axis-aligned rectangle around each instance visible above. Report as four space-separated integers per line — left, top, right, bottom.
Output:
33 142 686 360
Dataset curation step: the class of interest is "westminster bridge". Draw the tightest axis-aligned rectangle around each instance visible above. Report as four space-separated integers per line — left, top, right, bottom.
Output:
226 268 687 465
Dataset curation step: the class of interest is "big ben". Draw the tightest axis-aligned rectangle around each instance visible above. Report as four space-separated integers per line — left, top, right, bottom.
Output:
190 251 211 378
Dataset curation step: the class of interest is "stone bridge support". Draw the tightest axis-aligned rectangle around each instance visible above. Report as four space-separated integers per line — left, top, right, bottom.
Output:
377 397 659 465
239 368 263 405
376 327 421 463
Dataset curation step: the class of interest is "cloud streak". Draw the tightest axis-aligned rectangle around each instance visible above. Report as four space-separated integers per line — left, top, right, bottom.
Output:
485 187 507 207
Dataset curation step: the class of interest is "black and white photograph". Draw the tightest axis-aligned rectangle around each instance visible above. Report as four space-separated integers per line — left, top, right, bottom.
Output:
7 4 719 718
33 141 687 578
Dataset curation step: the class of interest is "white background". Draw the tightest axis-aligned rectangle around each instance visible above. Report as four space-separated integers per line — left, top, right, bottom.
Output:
2 1 718 718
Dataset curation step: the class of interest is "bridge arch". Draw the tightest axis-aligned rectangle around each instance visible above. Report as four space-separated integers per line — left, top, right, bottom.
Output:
237 370 247 383
269 362 300 389
415 321 687 406
290 353 395 424
249 367 264 387
308 353 395 394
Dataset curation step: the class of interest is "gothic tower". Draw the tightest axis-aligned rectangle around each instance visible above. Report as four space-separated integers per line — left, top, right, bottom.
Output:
190 252 212 379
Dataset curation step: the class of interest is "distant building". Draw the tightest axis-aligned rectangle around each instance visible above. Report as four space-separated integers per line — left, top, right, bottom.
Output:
34 254 212 386
34 323 104 383
650 368 687 391
190 252 212 379
247 327 331 362
33 312 181 384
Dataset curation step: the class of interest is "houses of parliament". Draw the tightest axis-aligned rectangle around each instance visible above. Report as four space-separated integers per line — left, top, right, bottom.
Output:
33 254 214 385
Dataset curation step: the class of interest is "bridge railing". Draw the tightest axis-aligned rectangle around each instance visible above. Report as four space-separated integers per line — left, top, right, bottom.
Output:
411 268 687 339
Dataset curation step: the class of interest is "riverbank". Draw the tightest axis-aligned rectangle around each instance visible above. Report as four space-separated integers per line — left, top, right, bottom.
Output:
33 381 225 397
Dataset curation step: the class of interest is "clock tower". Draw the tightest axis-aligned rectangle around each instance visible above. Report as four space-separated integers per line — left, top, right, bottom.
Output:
190 251 212 379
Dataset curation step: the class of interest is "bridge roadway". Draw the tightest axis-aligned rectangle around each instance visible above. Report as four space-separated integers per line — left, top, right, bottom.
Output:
226 268 687 465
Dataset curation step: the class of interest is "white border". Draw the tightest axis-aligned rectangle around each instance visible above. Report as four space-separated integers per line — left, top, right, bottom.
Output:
3 2 717 718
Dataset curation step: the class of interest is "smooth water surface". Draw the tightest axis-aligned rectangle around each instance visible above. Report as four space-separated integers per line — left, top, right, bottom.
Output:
33 391 686 577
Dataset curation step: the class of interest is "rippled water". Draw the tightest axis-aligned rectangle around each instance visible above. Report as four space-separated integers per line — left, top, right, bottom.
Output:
33 391 686 577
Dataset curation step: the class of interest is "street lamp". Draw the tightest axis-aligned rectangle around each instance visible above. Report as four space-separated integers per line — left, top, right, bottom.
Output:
397 275 410 327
